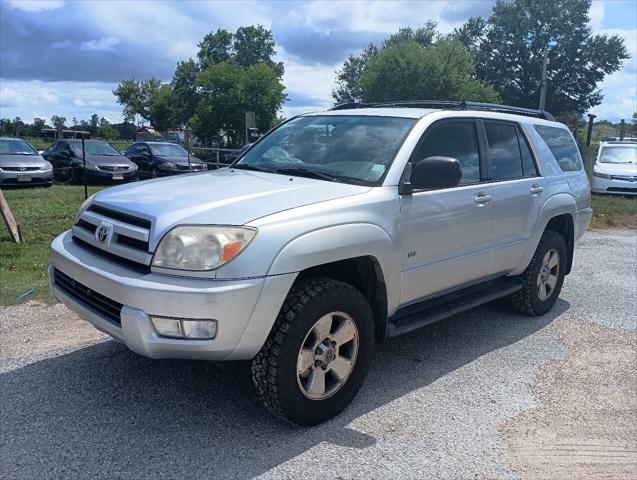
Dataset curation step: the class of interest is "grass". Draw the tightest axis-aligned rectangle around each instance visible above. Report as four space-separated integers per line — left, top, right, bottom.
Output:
0 185 105 305
0 185 635 306
590 194 637 229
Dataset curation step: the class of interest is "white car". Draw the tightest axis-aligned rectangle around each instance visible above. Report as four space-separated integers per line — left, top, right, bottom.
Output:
591 141 637 196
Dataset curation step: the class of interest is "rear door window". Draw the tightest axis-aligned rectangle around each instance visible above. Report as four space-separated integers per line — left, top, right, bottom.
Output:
534 125 582 172
484 122 523 180
414 121 481 185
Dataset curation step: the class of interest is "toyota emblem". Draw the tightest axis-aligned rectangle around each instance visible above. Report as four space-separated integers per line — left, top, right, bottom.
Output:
96 226 109 243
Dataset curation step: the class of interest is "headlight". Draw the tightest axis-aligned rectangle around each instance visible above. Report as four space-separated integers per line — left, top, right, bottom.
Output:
152 226 257 272
161 161 178 170
84 164 100 171
43 161 53 171
592 171 611 179
129 163 138 171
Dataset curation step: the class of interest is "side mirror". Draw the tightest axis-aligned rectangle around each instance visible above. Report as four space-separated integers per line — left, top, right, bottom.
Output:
405 156 462 192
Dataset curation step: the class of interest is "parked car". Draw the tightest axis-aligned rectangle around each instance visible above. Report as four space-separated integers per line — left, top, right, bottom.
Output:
591 141 637 196
124 142 207 178
0 137 53 187
43 139 138 185
221 144 253 165
49 101 592 426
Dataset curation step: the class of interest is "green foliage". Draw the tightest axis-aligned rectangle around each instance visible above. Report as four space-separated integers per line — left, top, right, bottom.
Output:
50 115 66 130
96 124 118 140
360 39 499 103
333 23 496 105
115 25 285 143
190 61 286 146
455 0 629 115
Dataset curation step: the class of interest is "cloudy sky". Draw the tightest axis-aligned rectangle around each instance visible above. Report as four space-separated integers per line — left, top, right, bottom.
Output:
1 0 635 125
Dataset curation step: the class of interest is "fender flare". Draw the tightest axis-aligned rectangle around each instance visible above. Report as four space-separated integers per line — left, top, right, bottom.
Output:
511 193 576 275
267 223 402 314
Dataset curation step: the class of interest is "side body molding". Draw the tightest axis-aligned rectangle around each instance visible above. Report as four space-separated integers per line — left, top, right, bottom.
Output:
510 193 576 276
267 223 402 315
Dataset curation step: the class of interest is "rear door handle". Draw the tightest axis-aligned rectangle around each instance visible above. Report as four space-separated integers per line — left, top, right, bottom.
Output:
474 192 492 206
530 184 544 195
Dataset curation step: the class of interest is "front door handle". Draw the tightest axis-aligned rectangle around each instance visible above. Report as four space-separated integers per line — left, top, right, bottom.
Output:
530 184 544 195
474 192 492 206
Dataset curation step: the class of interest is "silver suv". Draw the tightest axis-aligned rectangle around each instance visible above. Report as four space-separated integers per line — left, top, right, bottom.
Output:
49 101 592 425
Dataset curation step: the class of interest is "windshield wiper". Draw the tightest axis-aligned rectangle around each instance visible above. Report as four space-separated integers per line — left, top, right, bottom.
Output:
232 164 275 173
274 167 339 182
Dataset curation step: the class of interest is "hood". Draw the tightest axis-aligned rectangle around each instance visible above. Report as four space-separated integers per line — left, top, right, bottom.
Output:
594 161 637 176
156 155 203 165
84 155 135 167
91 168 370 236
0 154 47 168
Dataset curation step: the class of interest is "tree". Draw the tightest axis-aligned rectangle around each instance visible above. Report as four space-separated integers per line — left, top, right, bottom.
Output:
11 117 25 136
51 115 66 130
333 23 444 104
29 117 46 136
455 0 629 115
96 124 118 140
233 25 283 78
171 59 200 126
148 85 179 132
197 29 233 67
113 78 161 124
360 39 499 103
190 61 286 147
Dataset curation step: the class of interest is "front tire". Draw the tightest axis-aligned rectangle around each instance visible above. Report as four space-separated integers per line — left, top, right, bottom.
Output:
509 230 567 316
251 277 375 426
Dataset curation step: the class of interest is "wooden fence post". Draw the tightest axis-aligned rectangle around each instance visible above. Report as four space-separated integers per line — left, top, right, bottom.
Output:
0 189 22 243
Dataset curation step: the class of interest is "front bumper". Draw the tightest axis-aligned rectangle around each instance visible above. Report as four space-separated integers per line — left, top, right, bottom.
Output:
85 169 138 184
591 176 637 195
49 231 296 360
0 169 53 186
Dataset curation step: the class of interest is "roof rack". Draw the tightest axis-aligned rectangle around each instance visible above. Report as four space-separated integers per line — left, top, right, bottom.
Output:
329 100 555 121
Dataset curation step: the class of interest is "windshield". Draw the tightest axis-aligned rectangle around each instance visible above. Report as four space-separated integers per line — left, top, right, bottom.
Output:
150 144 188 156
599 146 637 164
0 139 38 155
71 142 121 156
236 115 416 185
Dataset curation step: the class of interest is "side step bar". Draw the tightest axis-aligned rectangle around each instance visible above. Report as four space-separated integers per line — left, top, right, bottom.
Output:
387 278 523 338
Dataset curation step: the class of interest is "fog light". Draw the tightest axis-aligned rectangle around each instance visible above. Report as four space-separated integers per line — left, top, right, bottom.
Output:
151 317 217 339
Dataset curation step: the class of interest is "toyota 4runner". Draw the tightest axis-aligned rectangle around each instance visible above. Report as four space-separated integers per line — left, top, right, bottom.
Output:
49 101 592 425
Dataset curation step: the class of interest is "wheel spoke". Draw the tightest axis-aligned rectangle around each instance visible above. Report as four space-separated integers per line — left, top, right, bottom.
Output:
548 251 559 268
539 282 547 300
547 273 558 290
332 320 356 346
542 251 551 267
329 355 353 381
297 348 314 375
305 368 326 397
312 314 333 342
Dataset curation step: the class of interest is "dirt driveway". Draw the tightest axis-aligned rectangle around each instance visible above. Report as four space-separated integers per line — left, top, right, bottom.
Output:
1 229 635 479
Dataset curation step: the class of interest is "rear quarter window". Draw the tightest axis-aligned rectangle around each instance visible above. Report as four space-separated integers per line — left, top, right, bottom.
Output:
534 125 582 172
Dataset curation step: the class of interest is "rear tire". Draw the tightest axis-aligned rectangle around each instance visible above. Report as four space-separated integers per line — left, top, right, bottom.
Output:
509 230 567 316
251 277 375 426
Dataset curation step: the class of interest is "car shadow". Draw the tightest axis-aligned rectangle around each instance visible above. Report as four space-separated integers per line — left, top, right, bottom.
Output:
0 300 569 479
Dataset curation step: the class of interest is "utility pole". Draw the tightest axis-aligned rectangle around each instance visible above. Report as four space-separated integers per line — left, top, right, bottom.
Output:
539 50 550 111
586 114 596 146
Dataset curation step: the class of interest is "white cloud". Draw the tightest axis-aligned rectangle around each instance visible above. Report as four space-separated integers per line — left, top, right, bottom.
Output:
7 0 64 12
0 80 121 124
80 36 120 52
589 1 605 30
591 27 637 120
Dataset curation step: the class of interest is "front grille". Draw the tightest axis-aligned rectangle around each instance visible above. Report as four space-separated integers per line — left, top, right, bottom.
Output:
610 175 636 182
72 203 153 269
54 268 122 325
176 164 203 171
2 166 41 171
97 165 130 172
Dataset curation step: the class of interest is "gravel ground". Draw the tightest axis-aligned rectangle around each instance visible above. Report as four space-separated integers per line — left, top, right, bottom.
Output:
0 229 635 479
